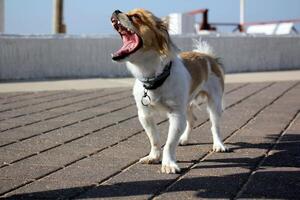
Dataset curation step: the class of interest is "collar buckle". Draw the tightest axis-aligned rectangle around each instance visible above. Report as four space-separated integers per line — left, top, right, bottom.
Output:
141 88 151 106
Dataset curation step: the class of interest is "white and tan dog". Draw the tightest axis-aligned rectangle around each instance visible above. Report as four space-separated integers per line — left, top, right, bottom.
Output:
111 9 228 174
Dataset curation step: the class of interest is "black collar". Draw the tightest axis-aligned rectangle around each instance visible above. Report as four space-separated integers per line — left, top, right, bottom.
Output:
138 61 172 90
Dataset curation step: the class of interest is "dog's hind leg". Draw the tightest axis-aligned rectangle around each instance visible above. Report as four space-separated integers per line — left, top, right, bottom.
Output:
138 110 161 164
207 90 228 152
179 104 196 145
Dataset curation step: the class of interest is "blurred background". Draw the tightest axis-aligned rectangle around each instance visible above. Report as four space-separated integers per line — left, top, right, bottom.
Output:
2 0 300 35
0 0 300 81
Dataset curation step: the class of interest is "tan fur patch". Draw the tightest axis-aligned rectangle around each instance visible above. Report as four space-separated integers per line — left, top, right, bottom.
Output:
180 51 224 94
126 9 170 56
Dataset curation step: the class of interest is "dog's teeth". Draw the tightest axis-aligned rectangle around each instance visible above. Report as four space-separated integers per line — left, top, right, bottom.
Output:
117 21 121 24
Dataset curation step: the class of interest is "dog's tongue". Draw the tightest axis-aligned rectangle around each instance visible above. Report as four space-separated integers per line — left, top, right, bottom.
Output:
113 33 140 58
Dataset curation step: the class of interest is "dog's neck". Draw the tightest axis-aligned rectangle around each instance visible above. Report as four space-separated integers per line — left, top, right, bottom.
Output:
126 50 172 79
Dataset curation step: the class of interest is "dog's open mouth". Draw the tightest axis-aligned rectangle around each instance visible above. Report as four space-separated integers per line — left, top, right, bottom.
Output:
111 16 142 61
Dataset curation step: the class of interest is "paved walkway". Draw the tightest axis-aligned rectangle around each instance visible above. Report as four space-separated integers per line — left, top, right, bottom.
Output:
1 70 300 93
0 81 299 199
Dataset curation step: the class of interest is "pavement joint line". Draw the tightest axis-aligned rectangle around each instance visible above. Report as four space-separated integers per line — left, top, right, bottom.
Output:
0 90 66 106
0 105 137 168
233 110 300 199
69 83 276 199
225 82 275 110
0 89 127 122
0 90 96 114
0 129 142 197
192 82 274 130
0 109 136 168
11 90 129 121
0 115 138 169
92 159 142 190
0 92 35 100
0 90 96 107
0 98 134 148
0 180 35 197
0 134 137 197
0 83 244 125
182 83 251 130
0 111 137 169
177 83 250 131
0 92 39 105
150 81 299 199
0 152 40 169
0 83 258 196
0 90 96 120
68 158 142 200
0 88 129 123
0 95 134 134
223 83 249 95
41 89 130 113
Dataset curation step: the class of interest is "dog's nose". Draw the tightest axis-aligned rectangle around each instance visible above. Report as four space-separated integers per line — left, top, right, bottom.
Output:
114 10 122 15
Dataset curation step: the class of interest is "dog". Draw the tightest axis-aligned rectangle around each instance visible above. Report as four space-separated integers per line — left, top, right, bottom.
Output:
111 9 228 174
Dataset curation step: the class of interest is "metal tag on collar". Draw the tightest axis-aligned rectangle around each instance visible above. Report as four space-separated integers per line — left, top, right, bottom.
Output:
141 88 151 106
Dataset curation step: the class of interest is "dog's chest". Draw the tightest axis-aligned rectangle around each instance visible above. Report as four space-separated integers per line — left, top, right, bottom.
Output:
146 91 176 113
134 88 171 112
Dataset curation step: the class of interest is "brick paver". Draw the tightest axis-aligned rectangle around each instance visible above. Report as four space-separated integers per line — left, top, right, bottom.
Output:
0 82 299 199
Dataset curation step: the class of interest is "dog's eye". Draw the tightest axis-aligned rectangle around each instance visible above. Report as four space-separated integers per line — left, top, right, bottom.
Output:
128 15 134 21
128 14 141 22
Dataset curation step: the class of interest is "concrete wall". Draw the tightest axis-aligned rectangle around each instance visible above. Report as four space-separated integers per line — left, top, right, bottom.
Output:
0 34 300 81
0 35 129 80
176 35 300 73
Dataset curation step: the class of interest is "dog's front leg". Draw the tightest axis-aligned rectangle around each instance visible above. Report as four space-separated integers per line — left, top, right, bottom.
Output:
138 110 161 164
162 112 186 174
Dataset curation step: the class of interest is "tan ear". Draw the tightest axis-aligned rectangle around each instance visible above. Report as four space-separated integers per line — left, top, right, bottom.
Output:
161 16 169 29
154 19 171 56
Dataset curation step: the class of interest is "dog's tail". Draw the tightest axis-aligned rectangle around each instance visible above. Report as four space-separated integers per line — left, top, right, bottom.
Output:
193 38 226 111
192 38 216 57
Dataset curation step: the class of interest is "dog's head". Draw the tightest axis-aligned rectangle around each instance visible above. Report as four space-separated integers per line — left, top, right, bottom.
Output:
111 9 173 61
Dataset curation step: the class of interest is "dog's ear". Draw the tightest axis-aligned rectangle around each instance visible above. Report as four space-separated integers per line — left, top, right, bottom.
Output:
159 16 180 55
161 16 169 28
128 9 175 56
153 17 171 56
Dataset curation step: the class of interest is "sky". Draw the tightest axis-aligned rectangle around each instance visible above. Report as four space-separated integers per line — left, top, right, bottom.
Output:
4 0 300 34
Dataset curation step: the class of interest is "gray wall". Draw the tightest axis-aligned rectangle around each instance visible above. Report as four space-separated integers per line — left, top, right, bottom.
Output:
0 34 300 81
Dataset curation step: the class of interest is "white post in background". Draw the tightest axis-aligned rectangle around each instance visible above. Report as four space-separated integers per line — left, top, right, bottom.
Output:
240 0 245 25
0 0 4 32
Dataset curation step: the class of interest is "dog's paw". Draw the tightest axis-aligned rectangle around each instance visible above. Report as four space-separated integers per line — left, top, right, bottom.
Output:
139 155 160 164
179 137 188 146
213 143 229 152
179 134 189 146
161 162 181 174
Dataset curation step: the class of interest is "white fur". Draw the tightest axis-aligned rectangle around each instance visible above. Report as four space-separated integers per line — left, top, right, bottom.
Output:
192 38 216 57
123 39 227 174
